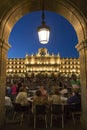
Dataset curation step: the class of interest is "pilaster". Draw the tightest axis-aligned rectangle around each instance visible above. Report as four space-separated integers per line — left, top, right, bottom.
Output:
0 39 10 127
76 39 87 128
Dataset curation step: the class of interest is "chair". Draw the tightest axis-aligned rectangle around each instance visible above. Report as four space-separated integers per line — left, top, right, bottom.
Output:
69 103 81 124
50 104 64 128
33 104 48 128
13 103 30 125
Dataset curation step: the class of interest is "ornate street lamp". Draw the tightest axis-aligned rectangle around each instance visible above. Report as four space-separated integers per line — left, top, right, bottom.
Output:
37 0 50 44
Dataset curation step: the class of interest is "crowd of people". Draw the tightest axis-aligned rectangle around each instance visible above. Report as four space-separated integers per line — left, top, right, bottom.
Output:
5 74 81 119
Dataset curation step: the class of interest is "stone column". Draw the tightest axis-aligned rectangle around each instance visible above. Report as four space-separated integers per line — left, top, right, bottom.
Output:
76 39 87 128
0 39 10 128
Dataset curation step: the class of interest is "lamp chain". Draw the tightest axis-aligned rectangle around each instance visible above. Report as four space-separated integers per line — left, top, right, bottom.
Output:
42 0 45 25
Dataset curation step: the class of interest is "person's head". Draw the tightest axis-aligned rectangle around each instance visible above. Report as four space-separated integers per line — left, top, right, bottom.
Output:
40 86 44 90
73 89 80 96
74 91 79 95
35 90 42 97
13 81 17 85
54 89 59 95
19 87 25 92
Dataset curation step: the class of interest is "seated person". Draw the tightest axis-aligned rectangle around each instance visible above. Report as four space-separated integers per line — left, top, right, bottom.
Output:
39 86 48 96
33 90 48 112
33 90 48 105
59 85 69 97
15 87 29 106
5 95 13 118
67 90 81 104
5 96 13 107
49 89 62 104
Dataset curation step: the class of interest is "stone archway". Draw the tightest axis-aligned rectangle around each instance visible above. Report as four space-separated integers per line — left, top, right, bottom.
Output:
0 0 87 42
0 0 87 128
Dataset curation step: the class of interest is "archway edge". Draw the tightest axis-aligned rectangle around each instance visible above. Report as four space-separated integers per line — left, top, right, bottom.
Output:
0 0 87 44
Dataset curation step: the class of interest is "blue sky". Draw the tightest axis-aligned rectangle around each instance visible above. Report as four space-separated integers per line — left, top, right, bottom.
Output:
8 11 78 58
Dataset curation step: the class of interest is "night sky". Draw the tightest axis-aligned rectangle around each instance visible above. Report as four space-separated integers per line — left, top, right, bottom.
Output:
8 11 79 58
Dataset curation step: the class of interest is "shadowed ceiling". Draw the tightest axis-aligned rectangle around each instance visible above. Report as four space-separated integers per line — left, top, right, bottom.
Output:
0 0 87 43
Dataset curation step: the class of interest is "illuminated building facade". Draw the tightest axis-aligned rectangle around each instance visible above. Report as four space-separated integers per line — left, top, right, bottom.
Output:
6 48 80 77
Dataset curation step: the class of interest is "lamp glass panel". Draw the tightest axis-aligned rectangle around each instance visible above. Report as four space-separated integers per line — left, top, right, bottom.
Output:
38 28 50 44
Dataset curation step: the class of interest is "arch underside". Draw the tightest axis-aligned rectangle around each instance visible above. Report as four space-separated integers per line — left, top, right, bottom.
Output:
0 0 87 44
